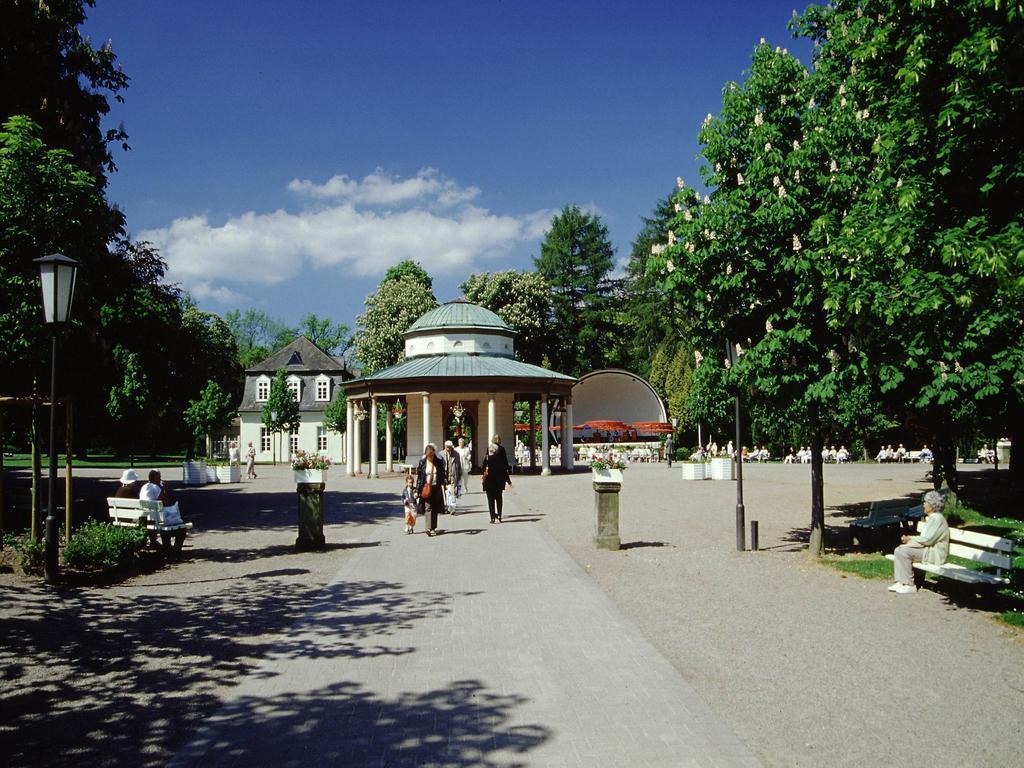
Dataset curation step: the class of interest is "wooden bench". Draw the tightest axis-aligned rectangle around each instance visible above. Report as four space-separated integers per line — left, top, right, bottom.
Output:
886 528 1017 589
850 501 923 546
107 498 193 555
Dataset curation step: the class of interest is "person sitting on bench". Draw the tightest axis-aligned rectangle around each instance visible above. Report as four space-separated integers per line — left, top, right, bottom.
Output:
889 490 950 594
114 468 144 499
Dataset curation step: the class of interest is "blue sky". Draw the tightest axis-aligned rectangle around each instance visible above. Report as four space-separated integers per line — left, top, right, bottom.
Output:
83 0 811 333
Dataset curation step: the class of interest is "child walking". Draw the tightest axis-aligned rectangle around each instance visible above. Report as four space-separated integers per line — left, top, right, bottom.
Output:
401 474 418 534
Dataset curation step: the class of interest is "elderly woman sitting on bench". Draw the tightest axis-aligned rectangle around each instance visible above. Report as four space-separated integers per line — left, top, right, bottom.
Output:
890 490 950 594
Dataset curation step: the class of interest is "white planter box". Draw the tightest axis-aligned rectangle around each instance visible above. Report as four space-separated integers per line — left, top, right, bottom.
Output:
215 465 241 483
680 463 707 480
182 461 206 485
294 469 325 485
591 468 624 485
709 457 736 480
205 464 218 483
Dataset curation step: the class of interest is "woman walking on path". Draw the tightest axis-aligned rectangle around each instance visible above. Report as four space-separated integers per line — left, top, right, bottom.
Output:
246 442 257 479
482 442 512 523
415 443 447 536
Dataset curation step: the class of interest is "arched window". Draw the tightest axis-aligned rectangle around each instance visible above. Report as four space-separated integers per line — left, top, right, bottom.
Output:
256 376 271 402
287 375 302 402
315 375 331 402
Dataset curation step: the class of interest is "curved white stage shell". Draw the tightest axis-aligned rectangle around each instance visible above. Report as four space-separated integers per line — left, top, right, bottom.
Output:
568 369 667 434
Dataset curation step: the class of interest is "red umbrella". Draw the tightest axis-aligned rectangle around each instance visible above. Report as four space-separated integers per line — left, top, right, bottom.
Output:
632 421 674 434
582 420 631 431
514 423 531 432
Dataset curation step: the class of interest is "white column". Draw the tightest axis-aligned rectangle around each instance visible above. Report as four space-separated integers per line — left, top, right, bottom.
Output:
421 393 430 452
565 401 574 470
346 399 354 476
369 396 378 478
540 394 551 476
385 408 394 472
354 405 363 475
528 397 536 468
487 393 497 446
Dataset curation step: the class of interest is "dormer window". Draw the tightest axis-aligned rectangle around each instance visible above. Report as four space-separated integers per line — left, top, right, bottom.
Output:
315 375 331 402
287 375 302 402
256 375 271 402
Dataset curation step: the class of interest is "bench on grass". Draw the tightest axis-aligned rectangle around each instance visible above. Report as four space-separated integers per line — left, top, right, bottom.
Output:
107 497 192 555
850 501 924 546
886 529 1017 589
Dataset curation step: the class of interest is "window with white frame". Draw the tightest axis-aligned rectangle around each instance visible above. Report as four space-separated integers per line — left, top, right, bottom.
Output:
260 427 271 452
317 426 328 451
316 375 330 402
256 376 270 401
287 376 301 402
289 425 299 454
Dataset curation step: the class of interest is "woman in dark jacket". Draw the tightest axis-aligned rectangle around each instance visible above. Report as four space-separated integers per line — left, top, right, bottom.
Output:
415 443 447 536
481 442 512 523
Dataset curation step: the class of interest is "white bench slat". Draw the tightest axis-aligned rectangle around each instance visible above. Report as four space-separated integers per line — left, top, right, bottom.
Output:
949 528 1016 554
947 542 1014 571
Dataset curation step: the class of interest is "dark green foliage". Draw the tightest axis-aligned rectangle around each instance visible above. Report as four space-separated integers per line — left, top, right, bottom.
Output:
322 389 348 434
534 205 618 376
2 532 44 572
262 369 300 434
62 520 146 570
460 271 553 366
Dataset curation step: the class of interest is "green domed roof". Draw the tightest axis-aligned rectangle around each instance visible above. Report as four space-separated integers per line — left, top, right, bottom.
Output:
407 300 512 334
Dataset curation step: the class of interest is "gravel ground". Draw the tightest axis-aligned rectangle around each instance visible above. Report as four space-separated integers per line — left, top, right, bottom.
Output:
2 462 1021 767
511 461 1024 768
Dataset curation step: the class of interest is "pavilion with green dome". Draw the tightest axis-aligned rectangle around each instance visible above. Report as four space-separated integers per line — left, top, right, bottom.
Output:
341 300 577 477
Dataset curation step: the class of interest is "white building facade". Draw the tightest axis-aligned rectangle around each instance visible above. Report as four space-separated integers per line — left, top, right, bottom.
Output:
237 336 354 464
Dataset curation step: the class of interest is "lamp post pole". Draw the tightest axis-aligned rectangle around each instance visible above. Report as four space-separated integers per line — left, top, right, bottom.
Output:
726 340 746 552
35 253 79 583
668 416 678 468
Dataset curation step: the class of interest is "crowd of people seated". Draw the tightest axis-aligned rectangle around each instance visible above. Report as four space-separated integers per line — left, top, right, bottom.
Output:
874 443 932 463
976 444 996 463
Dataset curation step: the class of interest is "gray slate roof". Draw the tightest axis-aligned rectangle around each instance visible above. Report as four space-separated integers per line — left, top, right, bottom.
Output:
354 354 576 384
407 300 513 334
246 336 349 373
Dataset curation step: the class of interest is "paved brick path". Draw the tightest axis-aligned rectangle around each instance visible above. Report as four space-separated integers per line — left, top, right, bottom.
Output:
170 483 761 767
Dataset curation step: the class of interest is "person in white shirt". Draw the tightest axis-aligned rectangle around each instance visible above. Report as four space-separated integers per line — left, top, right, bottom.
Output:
140 469 170 505
456 437 472 492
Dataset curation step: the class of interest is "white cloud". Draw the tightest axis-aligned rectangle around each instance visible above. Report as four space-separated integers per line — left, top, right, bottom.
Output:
140 169 551 301
286 167 480 207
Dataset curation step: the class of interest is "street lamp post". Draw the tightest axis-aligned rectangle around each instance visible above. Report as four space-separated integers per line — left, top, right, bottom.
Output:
35 253 79 583
726 340 746 552
668 417 678 468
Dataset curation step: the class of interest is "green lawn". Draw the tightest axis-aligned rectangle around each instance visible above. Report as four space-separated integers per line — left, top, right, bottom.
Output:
2 453 187 469
825 503 1023 631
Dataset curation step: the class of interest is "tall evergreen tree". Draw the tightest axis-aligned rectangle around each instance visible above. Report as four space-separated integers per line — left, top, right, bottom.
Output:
533 205 617 376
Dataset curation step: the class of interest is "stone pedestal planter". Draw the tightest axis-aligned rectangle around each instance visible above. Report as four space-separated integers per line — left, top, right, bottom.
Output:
182 461 206 485
296 482 326 550
294 469 325 485
215 465 241 483
680 462 707 480
709 457 736 480
592 470 622 550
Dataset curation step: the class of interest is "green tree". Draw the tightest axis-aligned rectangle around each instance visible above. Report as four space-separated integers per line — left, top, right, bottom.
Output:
792 0 1024 485
106 346 149 463
383 259 433 291
322 390 348 434
354 270 438 374
534 205 618 376
296 313 351 358
0 116 105 388
183 380 236 459
224 308 295 368
1 0 130 185
262 369 300 461
620 194 679 378
460 270 553 366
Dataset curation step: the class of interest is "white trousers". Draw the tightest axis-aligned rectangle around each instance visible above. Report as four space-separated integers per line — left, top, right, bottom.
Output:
893 543 925 585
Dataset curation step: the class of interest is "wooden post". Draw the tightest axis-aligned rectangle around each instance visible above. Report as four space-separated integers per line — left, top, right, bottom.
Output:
0 411 5 537
31 405 41 539
65 401 73 544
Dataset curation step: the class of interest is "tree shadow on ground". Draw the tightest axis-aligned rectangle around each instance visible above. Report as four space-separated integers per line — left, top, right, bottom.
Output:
0 576 488 767
174 679 552 768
